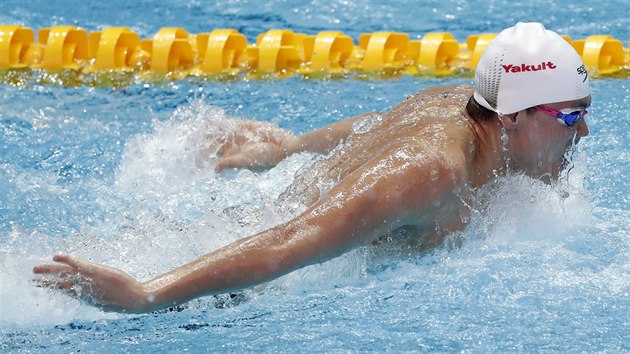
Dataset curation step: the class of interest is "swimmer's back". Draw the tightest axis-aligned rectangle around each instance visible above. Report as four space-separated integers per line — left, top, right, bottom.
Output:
283 85 476 206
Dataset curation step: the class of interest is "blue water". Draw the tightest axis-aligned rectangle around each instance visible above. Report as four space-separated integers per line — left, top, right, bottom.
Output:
1 0 629 352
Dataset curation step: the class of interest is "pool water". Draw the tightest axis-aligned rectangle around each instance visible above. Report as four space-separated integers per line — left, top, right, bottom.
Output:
1 0 629 352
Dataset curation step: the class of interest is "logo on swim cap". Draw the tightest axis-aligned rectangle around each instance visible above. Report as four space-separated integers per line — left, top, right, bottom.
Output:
577 64 588 82
502 62 556 73
473 22 590 115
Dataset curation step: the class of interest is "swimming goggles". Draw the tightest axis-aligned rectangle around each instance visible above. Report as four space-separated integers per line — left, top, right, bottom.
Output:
536 105 588 127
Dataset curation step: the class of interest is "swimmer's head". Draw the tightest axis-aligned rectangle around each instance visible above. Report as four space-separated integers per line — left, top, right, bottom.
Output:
473 22 590 115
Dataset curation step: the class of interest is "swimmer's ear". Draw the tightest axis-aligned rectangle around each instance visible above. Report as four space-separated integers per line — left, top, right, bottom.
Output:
497 112 519 129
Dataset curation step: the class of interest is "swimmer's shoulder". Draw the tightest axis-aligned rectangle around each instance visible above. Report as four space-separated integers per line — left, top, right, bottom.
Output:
406 113 477 162
394 85 473 112
416 84 473 97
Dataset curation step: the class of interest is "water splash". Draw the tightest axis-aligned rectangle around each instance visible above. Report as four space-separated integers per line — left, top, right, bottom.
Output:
0 98 355 327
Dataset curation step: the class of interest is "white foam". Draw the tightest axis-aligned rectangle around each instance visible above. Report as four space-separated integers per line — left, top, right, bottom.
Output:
464 158 592 248
0 99 326 327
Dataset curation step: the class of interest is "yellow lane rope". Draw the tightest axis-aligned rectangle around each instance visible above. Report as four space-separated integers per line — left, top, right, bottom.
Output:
1 25 628 83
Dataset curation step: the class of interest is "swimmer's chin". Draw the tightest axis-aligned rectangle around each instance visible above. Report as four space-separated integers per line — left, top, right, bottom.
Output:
536 160 568 185
530 172 553 185
523 162 562 185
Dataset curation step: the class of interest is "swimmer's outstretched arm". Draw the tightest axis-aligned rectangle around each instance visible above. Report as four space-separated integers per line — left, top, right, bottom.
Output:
215 112 379 172
34 144 468 313
214 85 469 172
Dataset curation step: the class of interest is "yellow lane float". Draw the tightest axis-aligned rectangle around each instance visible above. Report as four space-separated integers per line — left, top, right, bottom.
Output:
1 25 628 82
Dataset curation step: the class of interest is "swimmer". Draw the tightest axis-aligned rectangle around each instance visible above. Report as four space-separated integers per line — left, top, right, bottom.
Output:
33 22 591 313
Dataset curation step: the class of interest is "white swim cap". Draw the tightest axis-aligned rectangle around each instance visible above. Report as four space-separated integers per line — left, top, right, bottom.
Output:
473 22 590 115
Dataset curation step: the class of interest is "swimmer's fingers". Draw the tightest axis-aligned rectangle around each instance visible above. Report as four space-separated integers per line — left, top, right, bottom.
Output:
33 277 78 291
33 256 84 291
216 139 236 157
32 262 84 300
215 141 288 172
216 121 285 158
33 255 100 279
216 136 254 159
215 153 256 173
51 254 94 271
33 263 77 277
32 275 85 302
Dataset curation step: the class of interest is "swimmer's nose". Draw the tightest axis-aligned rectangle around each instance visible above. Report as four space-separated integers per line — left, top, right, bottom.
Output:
577 119 589 137
575 119 589 143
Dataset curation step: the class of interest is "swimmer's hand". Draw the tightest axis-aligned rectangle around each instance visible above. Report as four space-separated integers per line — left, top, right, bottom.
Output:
215 121 298 172
33 255 149 313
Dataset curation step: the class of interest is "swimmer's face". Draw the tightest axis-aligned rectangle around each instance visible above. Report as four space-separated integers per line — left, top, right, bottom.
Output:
508 96 591 182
